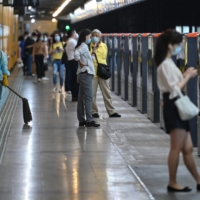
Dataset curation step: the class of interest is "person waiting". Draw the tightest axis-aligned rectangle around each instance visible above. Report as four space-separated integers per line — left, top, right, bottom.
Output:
90 29 121 118
74 29 100 128
66 29 79 101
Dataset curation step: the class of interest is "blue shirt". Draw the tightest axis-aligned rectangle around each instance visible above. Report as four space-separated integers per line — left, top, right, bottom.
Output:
19 41 25 58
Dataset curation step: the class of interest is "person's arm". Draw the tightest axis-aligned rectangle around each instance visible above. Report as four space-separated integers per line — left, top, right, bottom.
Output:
160 63 197 93
32 44 35 61
49 44 55 56
43 44 48 58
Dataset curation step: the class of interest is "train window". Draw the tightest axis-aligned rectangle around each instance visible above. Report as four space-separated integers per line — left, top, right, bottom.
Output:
183 26 189 34
176 26 182 33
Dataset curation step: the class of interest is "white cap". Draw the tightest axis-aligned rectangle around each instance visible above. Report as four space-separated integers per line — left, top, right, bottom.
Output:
92 29 102 37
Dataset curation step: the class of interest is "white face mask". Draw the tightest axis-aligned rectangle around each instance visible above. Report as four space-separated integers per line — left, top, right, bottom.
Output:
44 37 48 42
76 33 79 39
32 37 37 42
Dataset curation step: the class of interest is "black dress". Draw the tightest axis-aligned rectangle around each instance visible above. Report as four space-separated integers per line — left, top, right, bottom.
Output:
163 92 190 134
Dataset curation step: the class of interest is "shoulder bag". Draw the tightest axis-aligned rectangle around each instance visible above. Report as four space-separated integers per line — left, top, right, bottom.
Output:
174 87 199 121
94 53 111 80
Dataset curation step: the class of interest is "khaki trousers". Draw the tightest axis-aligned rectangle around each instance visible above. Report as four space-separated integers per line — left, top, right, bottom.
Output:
92 77 116 115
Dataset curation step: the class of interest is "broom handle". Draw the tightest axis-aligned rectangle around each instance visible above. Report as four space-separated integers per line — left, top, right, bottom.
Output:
0 81 23 99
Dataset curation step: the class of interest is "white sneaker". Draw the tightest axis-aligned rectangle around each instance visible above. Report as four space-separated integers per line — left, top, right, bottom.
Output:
42 77 49 81
59 89 62 93
53 87 57 92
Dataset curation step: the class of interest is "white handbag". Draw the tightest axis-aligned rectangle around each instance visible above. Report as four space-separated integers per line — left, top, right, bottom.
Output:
174 88 199 121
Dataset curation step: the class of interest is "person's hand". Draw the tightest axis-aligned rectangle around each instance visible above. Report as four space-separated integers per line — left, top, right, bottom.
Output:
2 74 8 86
79 61 87 68
185 67 197 78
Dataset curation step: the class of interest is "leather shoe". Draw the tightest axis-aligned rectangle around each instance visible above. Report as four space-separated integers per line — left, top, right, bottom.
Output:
79 122 86 127
92 113 99 118
197 184 200 191
167 185 192 192
86 121 100 127
110 113 121 118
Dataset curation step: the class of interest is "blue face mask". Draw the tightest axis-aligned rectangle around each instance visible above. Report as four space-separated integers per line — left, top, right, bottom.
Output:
86 38 91 44
172 46 182 55
92 37 99 43
55 36 60 42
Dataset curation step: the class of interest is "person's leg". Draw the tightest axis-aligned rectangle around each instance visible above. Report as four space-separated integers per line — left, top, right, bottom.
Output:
168 129 188 189
92 77 99 115
68 61 75 98
35 55 40 79
59 63 65 88
29 54 33 75
73 61 79 98
65 64 71 92
80 73 93 122
27 55 31 75
39 55 44 79
77 74 86 122
52 60 58 89
98 78 116 115
22 57 27 75
182 133 200 184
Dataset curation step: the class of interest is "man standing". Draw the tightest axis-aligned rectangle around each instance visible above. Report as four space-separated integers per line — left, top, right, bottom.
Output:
24 32 37 76
66 29 79 101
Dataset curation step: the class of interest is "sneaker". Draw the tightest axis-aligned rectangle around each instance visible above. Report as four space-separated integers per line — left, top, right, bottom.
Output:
42 77 49 81
59 89 62 93
92 113 99 118
53 87 57 92
79 121 86 127
86 121 100 127
110 113 121 118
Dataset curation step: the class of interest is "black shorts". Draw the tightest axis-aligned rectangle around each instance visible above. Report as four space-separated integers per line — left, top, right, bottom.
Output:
163 92 190 134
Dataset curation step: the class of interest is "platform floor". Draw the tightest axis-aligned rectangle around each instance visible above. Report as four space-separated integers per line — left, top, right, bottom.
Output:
0 68 200 200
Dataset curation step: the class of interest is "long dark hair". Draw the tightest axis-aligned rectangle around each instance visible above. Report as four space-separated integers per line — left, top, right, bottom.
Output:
154 29 183 66
75 29 91 49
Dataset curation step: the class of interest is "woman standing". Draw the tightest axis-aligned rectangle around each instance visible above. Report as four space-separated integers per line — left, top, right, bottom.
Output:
74 29 100 127
90 29 121 118
49 32 64 93
32 34 47 82
155 29 200 192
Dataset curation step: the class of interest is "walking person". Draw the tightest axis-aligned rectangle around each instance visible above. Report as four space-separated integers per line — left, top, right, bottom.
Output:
42 34 49 80
32 34 47 82
66 29 79 101
90 29 121 118
18 35 26 75
24 32 37 76
74 29 100 127
155 29 200 192
49 32 65 93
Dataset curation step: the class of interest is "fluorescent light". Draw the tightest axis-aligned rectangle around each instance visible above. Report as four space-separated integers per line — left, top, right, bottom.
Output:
31 19 35 23
53 0 71 17
52 18 57 22
28 6 32 10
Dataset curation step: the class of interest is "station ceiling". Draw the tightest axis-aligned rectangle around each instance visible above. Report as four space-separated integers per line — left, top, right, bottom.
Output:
38 0 89 16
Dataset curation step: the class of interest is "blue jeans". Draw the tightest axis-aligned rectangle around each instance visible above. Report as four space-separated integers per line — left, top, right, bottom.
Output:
53 60 65 87
27 54 32 75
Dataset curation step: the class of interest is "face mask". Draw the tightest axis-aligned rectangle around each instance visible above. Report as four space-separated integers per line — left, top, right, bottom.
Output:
40 37 44 42
91 37 99 44
86 38 91 44
32 37 37 42
172 46 182 55
61 33 64 37
44 37 48 42
55 36 60 42
24 36 28 40
76 33 79 39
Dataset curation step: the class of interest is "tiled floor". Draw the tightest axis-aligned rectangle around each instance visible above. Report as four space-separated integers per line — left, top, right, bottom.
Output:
0 68 200 200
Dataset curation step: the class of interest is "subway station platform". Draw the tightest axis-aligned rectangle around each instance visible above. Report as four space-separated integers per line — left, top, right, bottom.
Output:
0 67 200 200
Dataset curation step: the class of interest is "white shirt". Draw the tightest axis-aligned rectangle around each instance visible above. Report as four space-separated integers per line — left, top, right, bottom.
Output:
157 58 183 99
74 42 95 75
66 38 77 61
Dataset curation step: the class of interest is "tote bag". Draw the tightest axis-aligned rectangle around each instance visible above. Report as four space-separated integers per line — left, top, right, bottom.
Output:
175 88 199 121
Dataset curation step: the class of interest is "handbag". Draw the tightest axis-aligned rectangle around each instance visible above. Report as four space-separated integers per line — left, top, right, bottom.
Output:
94 53 111 80
174 87 199 121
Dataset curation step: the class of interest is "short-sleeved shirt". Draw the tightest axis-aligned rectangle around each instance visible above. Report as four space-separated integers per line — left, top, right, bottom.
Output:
50 42 64 61
25 37 34 55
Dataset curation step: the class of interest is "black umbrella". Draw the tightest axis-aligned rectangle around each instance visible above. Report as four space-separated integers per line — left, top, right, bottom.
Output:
0 81 32 124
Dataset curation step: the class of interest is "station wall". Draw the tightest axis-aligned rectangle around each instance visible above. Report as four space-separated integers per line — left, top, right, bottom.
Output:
0 5 18 70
